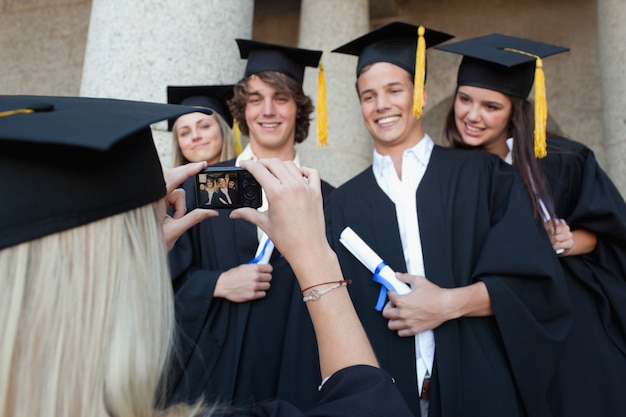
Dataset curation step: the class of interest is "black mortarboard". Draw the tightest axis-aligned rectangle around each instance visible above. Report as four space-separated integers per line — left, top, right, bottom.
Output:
0 95 210 249
167 84 235 129
332 21 453 78
236 38 330 147
332 21 453 117
436 34 569 157
435 33 569 98
236 39 322 85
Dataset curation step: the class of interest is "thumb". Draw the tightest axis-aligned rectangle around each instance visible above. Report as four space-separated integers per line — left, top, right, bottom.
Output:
164 208 217 251
395 272 414 284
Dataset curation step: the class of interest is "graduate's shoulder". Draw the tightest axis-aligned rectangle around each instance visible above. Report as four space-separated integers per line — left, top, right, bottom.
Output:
320 178 336 197
546 135 590 156
333 165 374 195
544 135 591 167
431 145 505 172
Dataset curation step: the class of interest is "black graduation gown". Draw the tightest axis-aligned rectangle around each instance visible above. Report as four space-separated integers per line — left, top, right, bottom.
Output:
167 158 335 411
540 137 626 417
216 365 414 417
325 146 572 417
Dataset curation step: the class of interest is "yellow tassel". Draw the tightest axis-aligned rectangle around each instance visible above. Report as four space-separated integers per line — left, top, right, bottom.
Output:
533 58 547 158
503 48 549 158
0 108 34 118
412 26 426 118
233 119 243 156
317 61 328 147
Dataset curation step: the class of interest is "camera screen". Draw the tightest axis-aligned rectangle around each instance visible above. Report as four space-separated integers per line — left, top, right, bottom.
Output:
196 168 262 209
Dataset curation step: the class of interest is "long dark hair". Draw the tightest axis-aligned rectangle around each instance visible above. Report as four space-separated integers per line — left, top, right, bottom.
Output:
444 86 555 221
228 71 314 144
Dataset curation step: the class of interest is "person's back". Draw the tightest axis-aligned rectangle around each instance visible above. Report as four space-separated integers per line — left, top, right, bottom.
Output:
0 96 214 417
0 94 415 417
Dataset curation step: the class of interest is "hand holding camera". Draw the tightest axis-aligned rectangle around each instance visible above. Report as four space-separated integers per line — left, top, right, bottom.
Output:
195 166 262 209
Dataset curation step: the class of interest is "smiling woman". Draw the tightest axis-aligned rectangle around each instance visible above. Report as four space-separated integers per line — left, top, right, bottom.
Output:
167 84 237 167
174 112 225 164
453 85 512 159
439 33 626 417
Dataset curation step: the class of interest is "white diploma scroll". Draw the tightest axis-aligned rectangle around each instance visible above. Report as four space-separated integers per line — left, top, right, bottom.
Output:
539 198 565 255
339 227 411 295
249 232 274 264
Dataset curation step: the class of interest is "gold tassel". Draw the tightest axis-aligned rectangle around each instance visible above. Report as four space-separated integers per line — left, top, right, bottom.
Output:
533 58 547 158
412 26 426 118
317 61 328 147
503 48 548 158
0 108 34 118
233 119 243 156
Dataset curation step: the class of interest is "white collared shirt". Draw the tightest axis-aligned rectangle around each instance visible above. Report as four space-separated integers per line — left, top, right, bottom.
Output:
372 135 436 395
505 137 514 165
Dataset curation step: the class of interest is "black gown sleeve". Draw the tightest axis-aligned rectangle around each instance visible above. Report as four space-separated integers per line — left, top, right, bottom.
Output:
542 137 626 351
216 366 413 417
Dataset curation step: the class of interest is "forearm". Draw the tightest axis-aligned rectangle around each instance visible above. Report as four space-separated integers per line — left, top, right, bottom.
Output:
295 247 379 378
565 229 597 256
444 281 493 319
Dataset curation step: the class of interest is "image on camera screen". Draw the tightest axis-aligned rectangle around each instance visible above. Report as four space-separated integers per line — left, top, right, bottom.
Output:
196 168 262 209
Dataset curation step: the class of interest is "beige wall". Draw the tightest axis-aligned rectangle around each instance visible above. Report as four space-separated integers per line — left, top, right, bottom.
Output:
0 0 92 96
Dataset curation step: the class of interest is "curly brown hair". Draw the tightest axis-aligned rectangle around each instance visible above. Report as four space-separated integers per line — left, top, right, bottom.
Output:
228 71 314 144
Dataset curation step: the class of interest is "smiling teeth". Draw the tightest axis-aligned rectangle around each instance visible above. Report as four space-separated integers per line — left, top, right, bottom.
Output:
261 123 279 128
465 124 482 132
377 116 399 125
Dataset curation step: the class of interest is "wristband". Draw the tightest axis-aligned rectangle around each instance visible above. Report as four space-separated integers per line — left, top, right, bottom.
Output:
302 280 351 302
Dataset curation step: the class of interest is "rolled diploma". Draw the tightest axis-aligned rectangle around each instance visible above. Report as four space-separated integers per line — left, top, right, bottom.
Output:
339 227 411 295
248 232 274 264
539 198 565 255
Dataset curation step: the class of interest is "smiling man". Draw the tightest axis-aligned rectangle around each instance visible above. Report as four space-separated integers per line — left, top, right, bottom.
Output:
167 39 334 411
326 22 572 417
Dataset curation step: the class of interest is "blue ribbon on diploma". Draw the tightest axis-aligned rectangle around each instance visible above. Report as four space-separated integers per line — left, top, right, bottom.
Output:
338 227 411 311
248 234 274 264
372 262 389 311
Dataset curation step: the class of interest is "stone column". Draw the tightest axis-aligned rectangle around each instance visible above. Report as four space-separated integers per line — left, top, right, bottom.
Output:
597 0 626 196
298 0 371 187
80 0 253 167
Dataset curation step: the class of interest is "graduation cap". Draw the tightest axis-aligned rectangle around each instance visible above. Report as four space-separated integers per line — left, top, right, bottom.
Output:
0 95 210 250
436 34 569 157
167 84 242 154
167 84 235 129
236 38 329 146
332 21 454 118
236 39 322 85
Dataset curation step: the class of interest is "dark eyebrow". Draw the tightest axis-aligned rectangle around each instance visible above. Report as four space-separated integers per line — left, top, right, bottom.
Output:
359 80 405 96
385 81 404 88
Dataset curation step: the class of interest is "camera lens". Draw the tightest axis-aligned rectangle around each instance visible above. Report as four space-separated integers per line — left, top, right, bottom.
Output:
243 186 257 200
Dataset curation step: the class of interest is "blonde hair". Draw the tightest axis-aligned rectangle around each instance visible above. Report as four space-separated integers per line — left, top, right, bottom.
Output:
0 203 210 417
171 113 234 167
